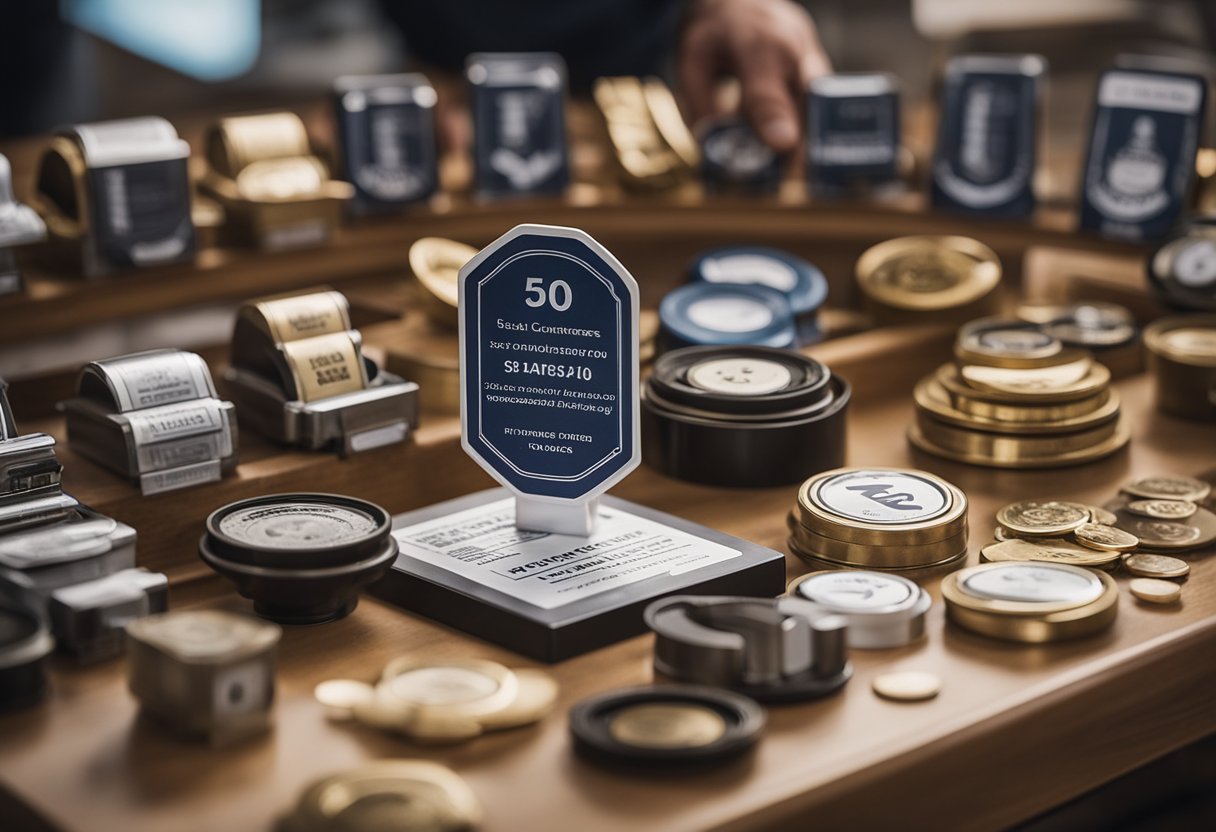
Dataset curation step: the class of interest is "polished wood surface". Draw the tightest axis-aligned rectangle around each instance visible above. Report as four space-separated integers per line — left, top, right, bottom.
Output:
2 322 1214 832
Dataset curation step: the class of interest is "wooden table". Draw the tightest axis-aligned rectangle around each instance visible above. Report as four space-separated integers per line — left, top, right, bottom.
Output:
2 321 1214 832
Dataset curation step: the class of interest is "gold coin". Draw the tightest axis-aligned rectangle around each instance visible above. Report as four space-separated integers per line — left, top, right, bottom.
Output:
381 659 519 719
960 359 1093 396
996 501 1090 536
1123 553 1190 579
980 538 1122 567
1088 505 1119 526
855 236 1001 311
476 669 559 731
608 703 727 749
1122 476 1211 503
1126 499 1198 520
1129 578 1182 605
315 679 375 720
993 526 1017 542
1114 507 1216 551
409 237 477 327
872 671 942 702
1074 523 1139 552
936 361 1111 406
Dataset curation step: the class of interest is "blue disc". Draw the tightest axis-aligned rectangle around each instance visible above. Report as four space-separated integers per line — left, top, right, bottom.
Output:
659 283 798 352
688 246 828 321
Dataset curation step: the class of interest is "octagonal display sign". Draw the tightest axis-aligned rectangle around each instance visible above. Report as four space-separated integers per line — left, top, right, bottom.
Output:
459 224 640 502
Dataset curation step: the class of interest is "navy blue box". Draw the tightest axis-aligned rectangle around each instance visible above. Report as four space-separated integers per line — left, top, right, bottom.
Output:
806 74 901 198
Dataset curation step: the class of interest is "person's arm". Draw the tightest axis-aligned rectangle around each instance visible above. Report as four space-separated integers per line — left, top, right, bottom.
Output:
678 0 831 151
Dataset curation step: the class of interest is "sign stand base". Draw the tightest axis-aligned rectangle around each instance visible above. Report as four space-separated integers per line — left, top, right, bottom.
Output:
515 496 598 537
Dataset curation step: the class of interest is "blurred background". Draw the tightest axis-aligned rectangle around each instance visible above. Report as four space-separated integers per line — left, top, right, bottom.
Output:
3 0 1214 137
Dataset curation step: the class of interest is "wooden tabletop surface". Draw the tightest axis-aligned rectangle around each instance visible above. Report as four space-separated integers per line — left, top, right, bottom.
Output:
3 330 1214 832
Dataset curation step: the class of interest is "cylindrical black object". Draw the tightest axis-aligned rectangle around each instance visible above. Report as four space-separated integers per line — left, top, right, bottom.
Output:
641 346 849 487
0 605 53 712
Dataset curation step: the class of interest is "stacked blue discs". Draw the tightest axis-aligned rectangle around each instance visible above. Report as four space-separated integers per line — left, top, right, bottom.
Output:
659 282 798 354
688 247 828 344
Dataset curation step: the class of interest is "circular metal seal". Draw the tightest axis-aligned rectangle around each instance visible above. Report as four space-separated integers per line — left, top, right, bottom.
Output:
802 468 958 528
1144 316 1216 368
686 356 794 396
787 570 931 648
658 283 797 352
855 235 1001 311
689 246 828 321
569 685 765 767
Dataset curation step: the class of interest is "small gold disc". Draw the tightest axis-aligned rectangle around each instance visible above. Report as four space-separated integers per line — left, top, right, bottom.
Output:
314 679 376 720
608 703 727 749
996 501 1090 536
1074 523 1139 552
872 671 942 702
1126 499 1198 520
1122 476 1211 503
1123 553 1190 579
1129 578 1182 605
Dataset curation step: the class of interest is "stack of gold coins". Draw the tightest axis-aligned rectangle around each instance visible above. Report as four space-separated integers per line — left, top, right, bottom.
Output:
1144 315 1216 421
908 318 1129 468
982 500 1135 569
854 235 1002 326
942 561 1118 643
789 467 968 571
1111 475 1216 553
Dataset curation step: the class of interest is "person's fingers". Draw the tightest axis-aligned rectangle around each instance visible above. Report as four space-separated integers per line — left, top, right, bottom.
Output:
737 45 800 152
799 20 833 84
433 81 471 157
678 24 722 127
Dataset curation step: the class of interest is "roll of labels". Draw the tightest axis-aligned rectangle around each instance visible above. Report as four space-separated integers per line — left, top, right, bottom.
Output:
62 348 238 495
200 111 353 250
223 289 419 455
642 346 848 488
644 594 852 703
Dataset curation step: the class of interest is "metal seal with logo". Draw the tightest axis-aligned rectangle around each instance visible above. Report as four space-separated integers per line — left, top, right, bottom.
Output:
224 290 419 456
62 349 238 495
33 117 196 277
807 73 902 198
932 54 1045 218
201 112 353 250
1079 64 1208 241
334 73 439 214
371 225 786 661
786 570 931 648
0 153 46 296
468 53 570 200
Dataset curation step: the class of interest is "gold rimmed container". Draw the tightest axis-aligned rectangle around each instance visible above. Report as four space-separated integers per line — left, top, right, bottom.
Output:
854 236 1001 326
915 375 1121 434
1144 315 1216 421
910 411 1129 468
942 562 1118 643
789 522 968 570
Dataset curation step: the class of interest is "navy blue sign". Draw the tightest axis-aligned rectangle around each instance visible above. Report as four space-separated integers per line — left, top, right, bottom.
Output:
1080 67 1207 242
334 74 439 212
461 225 639 501
468 53 570 199
932 55 1043 218
87 159 194 269
807 74 900 197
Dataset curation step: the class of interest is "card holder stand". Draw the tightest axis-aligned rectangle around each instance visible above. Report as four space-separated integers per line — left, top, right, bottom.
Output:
61 349 238 495
32 117 196 278
224 300 418 456
200 112 353 251
0 152 46 296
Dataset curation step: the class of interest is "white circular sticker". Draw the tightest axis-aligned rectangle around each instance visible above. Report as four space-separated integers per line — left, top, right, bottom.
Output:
686 296 774 333
796 571 915 611
961 564 1103 605
687 357 792 396
1173 239 1216 288
814 470 951 524
702 254 799 293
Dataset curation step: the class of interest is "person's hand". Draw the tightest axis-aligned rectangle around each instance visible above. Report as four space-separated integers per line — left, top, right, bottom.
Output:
679 0 831 152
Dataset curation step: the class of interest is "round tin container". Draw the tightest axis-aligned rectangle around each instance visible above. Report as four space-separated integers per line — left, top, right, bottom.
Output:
1144 315 1216 421
854 235 1001 325
698 117 786 194
787 570 931 648
641 346 849 487
1148 228 1216 313
1018 302 1141 377
569 685 765 768
688 247 828 344
200 493 398 624
941 561 1118 643
0 605 53 712
658 283 797 354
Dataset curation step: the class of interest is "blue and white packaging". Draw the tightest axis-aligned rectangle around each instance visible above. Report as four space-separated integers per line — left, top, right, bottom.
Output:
659 283 798 353
932 55 1045 218
334 73 439 213
688 246 828 344
699 117 786 194
807 74 901 198
1079 65 1208 241
468 53 569 200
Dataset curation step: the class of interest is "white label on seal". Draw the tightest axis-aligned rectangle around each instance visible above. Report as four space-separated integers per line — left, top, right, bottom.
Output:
392 498 741 610
701 254 798 293
961 564 1103 605
218 503 379 549
105 352 213 412
797 571 915 611
1174 239 1216 288
814 470 951 524
687 357 793 396
686 296 774 333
